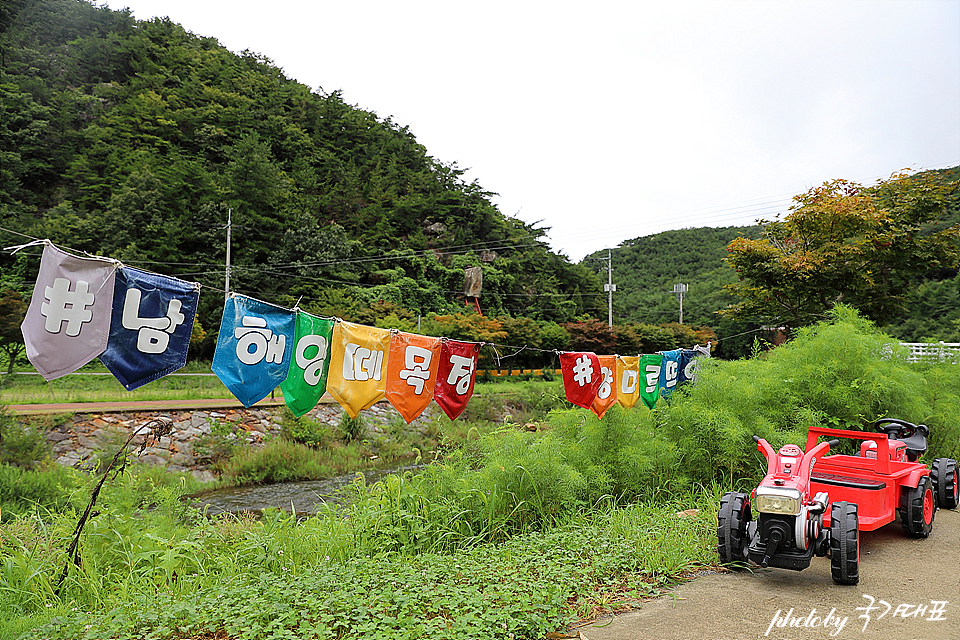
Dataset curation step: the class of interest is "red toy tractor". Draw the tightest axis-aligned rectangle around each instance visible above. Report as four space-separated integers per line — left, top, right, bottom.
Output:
717 419 959 585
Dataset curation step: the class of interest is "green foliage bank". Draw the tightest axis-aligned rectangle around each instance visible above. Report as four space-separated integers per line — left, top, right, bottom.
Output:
3 306 960 638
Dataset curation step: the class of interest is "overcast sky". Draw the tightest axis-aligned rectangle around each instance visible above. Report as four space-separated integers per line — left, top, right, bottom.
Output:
104 0 960 261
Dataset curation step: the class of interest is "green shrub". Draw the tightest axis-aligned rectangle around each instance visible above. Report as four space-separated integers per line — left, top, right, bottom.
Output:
279 409 332 448
654 305 960 486
0 408 50 469
0 462 82 522
337 411 365 443
192 418 242 471
219 439 336 484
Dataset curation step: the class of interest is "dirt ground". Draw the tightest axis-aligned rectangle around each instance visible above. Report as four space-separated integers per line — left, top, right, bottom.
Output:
575 508 959 640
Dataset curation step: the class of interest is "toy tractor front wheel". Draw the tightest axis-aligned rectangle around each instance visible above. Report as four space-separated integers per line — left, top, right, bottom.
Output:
900 475 936 538
829 501 859 585
931 458 959 510
717 491 751 567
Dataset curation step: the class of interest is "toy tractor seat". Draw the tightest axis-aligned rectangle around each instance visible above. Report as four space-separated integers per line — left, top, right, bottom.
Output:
873 419 928 462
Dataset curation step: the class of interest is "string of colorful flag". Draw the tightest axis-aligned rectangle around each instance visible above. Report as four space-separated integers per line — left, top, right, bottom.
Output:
13 240 710 422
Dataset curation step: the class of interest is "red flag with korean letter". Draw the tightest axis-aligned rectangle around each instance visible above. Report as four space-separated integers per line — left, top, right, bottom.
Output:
21 241 117 380
434 339 480 421
559 351 602 409
589 355 617 419
385 331 442 423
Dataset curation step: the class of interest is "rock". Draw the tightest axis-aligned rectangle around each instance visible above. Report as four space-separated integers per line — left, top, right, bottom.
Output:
55 452 82 466
52 441 75 454
139 446 169 459
191 469 218 484
169 452 194 466
77 434 99 449
46 432 70 442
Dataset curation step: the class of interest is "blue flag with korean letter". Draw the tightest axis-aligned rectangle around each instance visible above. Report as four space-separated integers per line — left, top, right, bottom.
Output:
658 348 683 401
212 294 295 407
99 267 199 391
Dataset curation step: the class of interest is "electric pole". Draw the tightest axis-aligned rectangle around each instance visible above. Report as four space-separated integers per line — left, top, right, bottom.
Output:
603 248 616 327
672 281 688 324
225 207 232 301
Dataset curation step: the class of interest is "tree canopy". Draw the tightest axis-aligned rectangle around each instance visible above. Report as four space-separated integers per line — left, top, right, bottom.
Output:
723 171 960 330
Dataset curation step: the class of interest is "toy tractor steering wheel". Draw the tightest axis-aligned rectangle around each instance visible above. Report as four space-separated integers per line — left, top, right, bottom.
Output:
873 419 929 462
874 419 926 439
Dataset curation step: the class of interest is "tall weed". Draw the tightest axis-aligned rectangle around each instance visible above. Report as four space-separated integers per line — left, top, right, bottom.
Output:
655 305 960 486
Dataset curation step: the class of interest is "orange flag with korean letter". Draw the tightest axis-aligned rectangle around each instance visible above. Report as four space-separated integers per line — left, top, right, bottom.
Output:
589 355 617 419
616 355 640 409
326 321 392 419
385 331 442 423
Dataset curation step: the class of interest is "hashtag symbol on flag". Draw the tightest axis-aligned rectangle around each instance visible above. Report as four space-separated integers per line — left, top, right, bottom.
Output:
41 278 95 336
572 355 594 386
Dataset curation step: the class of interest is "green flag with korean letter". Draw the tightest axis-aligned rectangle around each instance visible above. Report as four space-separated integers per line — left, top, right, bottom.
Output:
280 311 334 417
639 353 662 410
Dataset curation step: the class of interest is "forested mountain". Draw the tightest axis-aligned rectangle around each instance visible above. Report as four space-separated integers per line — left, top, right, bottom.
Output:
2 0 955 365
596 164 960 350
0 0 603 353
588 225 759 326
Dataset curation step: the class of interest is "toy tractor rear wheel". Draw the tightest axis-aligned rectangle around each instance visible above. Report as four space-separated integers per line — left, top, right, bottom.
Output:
900 475 936 538
931 458 959 509
717 491 751 567
829 501 859 585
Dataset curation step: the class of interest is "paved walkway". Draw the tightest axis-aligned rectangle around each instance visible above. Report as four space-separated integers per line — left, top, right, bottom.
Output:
6 397 287 414
575 508 959 640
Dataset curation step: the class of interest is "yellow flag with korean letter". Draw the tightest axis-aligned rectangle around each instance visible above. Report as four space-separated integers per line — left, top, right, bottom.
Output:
616 355 641 409
327 320 392 419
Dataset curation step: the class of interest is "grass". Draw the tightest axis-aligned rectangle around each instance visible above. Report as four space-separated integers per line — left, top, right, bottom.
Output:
2 471 719 640
0 360 232 405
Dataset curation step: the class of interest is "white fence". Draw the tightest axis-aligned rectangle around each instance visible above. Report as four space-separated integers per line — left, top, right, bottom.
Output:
899 342 960 363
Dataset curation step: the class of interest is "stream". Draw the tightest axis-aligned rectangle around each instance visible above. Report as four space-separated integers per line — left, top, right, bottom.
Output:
190 465 422 517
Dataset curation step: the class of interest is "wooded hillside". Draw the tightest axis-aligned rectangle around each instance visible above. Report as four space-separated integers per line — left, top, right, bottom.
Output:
0 0 603 352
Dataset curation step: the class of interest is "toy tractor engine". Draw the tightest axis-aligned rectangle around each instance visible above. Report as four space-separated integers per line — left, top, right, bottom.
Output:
718 436 860 585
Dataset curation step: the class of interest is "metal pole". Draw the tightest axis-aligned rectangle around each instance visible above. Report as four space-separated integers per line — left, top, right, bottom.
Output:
607 248 613 328
672 282 688 324
225 207 232 300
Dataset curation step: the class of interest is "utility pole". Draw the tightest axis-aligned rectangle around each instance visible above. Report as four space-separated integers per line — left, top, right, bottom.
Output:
672 281 688 324
603 248 616 328
224 207 232 301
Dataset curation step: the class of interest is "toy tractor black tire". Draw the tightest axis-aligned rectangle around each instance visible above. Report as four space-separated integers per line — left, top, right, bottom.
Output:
931 458 959 510
717 491 751 567
900 475 936 538
829 501 859 585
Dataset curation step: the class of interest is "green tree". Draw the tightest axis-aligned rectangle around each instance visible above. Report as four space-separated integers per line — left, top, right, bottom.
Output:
0 288 28 374
724 172 960 330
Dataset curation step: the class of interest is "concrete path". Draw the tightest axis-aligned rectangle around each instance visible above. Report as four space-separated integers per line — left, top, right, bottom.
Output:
576 508 959 640
5 397 288 414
